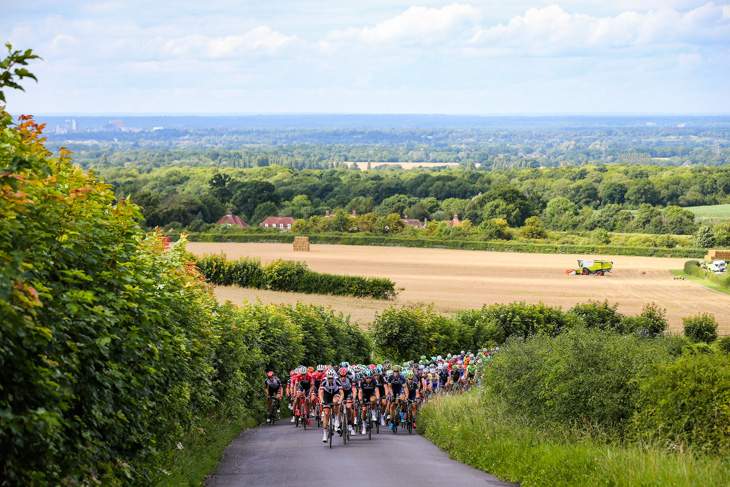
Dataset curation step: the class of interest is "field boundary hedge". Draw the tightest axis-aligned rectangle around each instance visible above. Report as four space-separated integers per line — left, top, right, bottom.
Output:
194 253 397 300
684 260 730 288
170 232 706 258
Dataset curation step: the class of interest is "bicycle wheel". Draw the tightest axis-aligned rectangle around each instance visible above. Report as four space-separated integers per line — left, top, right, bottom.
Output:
316 403 322 428
328 421 333 449
342 413 348 445
302 405 307 430
376 408 380 434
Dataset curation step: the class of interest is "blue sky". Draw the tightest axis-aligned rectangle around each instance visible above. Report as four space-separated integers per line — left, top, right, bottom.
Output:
3 1 730 114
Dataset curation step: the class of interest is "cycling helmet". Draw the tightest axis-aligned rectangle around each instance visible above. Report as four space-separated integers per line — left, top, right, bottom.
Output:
384 359 390 364
461 350 466 355
437 355 442 361
369 364 375 371
477 359 483 365
420 355 426 361
289 370 294 376
406 371 415 380
341 361 349 368
495 347 500 352
316 364 325 372
326 368 336 379
364 369 372 377
392 365 402 372
307 366 314 373
338 367 347 377
267 371 274 378
446 354 452 359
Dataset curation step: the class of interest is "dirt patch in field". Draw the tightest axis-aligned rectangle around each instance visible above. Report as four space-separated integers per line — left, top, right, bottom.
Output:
188 242 730 334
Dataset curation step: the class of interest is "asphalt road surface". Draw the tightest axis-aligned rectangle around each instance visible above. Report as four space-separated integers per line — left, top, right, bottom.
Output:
206 417 518 487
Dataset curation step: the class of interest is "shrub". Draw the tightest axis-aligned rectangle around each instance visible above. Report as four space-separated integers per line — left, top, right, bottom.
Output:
683 313 719 344
719 337 730 354
622 302 668 337
568 300 624 332
484 328 675 430
633 352 730 451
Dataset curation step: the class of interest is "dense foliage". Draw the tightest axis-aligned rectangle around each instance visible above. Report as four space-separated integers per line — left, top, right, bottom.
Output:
0 52 370 484
372 301 671 362
194 253 397 299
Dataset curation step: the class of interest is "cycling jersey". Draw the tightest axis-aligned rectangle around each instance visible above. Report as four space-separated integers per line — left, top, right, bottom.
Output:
405 380 418 401
450 369 461 382
265 377 281 394
374 375 387 396
339 377 355 401
311 371 322 393
360 378 378 400
388 373 405 394
297 372 314 393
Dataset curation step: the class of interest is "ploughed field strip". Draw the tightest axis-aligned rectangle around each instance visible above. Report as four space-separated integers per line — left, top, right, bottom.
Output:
188 242 730 333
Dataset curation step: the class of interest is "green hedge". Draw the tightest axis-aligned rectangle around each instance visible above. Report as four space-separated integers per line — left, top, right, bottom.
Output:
194 253 397 300
684 260 730 287
173 232 706 258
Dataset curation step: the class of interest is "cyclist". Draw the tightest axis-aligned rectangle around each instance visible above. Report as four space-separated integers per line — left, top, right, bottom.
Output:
264 371 283 422
386 365 406 430
292 366 313 424
338 367 356 435
318 368 342 443
286 370 296 410
358 369 380 434
404 370 420 429
447 362 462 393
374 367 388 426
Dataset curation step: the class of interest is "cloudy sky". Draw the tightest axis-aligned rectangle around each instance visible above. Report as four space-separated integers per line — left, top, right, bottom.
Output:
3 1 730 114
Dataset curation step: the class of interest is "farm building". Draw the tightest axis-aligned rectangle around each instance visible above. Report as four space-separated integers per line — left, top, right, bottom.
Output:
215 211 248 228
260 214 295 230
446 214 461 227
401 215 424 228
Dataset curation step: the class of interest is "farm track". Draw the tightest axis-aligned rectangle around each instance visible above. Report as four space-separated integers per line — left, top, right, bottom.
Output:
188 242 730 334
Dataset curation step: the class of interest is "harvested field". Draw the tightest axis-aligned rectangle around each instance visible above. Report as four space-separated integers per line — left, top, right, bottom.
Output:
187 242 730 334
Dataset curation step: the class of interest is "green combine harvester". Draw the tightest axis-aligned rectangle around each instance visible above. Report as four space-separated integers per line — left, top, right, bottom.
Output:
566 259 613 276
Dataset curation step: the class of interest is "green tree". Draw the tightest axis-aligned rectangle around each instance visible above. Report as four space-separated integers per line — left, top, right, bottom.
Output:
542 197 579 231
520 216 547 239
251 201 279 226
694 224 716 248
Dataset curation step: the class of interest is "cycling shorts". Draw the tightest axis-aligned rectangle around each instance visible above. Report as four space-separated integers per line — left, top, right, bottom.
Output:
341 388 354 402
361 388 376 401
321 390 340 406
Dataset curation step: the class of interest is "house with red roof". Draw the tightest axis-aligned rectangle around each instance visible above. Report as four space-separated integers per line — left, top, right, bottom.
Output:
260 213 296 230
215 211 248 228
447 214 461 227
401 215 424 228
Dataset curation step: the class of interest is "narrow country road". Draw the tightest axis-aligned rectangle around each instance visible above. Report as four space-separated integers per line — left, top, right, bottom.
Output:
206 418 518 486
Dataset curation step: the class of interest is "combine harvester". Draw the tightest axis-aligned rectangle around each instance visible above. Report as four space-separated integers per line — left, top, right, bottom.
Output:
566 259 613 276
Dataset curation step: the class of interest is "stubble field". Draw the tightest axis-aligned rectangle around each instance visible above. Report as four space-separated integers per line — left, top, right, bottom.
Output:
187 242 730 334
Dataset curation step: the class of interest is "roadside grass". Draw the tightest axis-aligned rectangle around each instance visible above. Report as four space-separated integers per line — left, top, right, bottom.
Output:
153 414 258 487
153 401 291 487
670 269 730 296
419 392 730 487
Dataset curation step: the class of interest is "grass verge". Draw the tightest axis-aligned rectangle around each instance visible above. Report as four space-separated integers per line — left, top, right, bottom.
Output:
670 269 730 296
419 392 730 487
153 414 259 487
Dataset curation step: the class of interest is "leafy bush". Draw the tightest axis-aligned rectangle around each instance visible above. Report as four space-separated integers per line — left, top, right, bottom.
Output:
484 328 675 429
568 300 624 332
633 352 730 451
719 337 730 354
683 313 719 344
622 302 668 337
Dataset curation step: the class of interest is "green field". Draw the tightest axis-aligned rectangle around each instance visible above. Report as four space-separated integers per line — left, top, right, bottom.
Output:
686 204 730 222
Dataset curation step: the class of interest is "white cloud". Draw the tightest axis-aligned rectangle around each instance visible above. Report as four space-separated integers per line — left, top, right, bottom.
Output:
470 3 730 55
159 26 299 59
328 3 480 47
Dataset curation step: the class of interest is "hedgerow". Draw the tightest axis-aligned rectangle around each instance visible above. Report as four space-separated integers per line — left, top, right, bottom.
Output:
176 232 707 258
0 108 370 485
194 253 397 299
